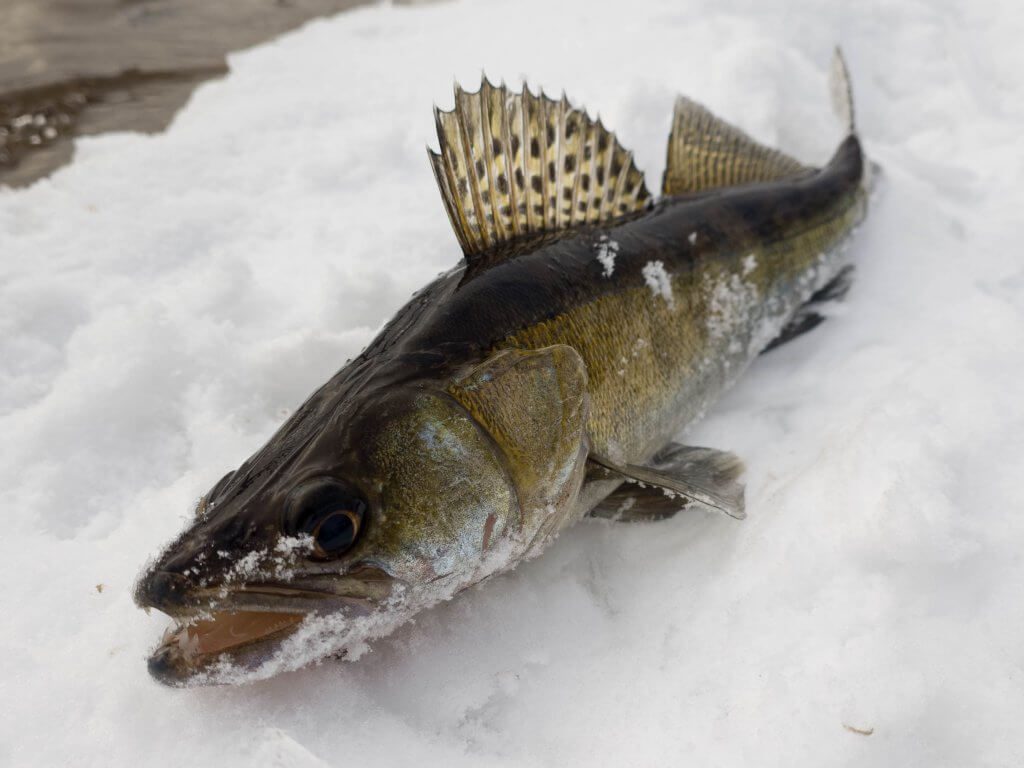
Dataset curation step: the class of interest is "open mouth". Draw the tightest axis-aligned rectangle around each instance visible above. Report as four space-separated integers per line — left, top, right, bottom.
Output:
165 610 306 657
137 566 396 685
147 609 309 685
141 578 393 685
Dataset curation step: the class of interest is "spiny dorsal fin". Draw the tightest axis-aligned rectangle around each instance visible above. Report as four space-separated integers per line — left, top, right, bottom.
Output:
661 97 809 196
429 78 652 260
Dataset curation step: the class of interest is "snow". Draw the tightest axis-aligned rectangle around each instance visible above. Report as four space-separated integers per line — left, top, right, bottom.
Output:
594 235 619 277
641 259 675 307
2 0 1023 765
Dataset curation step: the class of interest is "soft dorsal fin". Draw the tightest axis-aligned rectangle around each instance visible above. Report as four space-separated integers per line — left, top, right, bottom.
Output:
661 97 809 196
428 78 652 262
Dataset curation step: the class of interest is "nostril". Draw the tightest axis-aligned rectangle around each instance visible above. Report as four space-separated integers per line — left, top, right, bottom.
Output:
135 569 190 608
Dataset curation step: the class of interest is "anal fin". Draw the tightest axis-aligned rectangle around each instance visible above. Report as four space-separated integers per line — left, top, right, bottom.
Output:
588 443 746 520
589 483 690 522
763 265 854 353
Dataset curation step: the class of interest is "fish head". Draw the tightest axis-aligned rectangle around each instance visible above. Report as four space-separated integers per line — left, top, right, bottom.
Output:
135 345 588 685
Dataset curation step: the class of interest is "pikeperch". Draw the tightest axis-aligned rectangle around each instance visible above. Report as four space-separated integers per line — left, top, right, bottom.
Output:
135 50 872 685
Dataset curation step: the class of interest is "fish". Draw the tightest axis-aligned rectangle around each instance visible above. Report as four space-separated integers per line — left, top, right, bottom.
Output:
135 49 873 685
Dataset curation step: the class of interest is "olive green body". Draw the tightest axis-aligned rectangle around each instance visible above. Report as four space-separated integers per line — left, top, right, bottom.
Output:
145 132 867 587
377 135 866 495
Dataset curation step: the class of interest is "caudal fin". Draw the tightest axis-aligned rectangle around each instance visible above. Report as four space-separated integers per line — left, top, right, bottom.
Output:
830 47 856 135
830 47 881 192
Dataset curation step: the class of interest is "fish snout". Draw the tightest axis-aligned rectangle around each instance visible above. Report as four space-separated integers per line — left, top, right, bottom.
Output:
146 642 190 686
134 569 191 611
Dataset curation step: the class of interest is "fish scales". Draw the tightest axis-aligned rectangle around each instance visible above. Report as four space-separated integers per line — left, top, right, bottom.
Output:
395 136 865 468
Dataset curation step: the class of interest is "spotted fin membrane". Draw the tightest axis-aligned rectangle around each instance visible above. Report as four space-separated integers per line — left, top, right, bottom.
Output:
428 78 651 262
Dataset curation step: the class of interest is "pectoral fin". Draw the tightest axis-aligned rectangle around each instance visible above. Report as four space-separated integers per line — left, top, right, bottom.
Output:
588 443 746 520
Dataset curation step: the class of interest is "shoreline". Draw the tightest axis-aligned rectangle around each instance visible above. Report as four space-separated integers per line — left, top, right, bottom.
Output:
0 0 379 187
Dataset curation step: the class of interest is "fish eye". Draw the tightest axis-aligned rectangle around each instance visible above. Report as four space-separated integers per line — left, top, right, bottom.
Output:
287 479 367 559
309 510 361 557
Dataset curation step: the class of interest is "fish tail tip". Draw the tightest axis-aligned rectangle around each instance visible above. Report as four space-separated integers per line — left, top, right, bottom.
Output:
829 46 856 136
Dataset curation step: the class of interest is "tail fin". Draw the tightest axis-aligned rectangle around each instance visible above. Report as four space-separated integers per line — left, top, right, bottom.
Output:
830 47 881 193
829 47 856 135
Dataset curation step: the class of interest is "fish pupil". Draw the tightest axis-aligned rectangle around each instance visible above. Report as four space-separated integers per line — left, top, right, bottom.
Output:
315 511 356 552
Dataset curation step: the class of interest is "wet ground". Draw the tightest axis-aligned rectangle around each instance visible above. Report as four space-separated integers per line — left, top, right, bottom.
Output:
0 0 381 187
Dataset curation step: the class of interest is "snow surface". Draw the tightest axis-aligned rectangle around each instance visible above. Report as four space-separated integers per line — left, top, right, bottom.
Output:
2 0 1024 765
641 260 675 308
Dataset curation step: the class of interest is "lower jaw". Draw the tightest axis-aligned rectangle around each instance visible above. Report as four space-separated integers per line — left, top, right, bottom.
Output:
148 610 306 685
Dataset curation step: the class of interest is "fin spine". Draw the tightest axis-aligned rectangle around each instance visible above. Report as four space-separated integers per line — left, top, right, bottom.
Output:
455 88 489 251
496 83 522 239
478 84 502 242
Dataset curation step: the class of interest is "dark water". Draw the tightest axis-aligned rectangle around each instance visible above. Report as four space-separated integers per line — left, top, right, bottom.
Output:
0 0 380 187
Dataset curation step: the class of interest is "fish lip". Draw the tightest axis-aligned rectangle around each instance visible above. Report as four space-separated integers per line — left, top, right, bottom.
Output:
135 564 394 613
151 586 377 620
142 573 395 686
